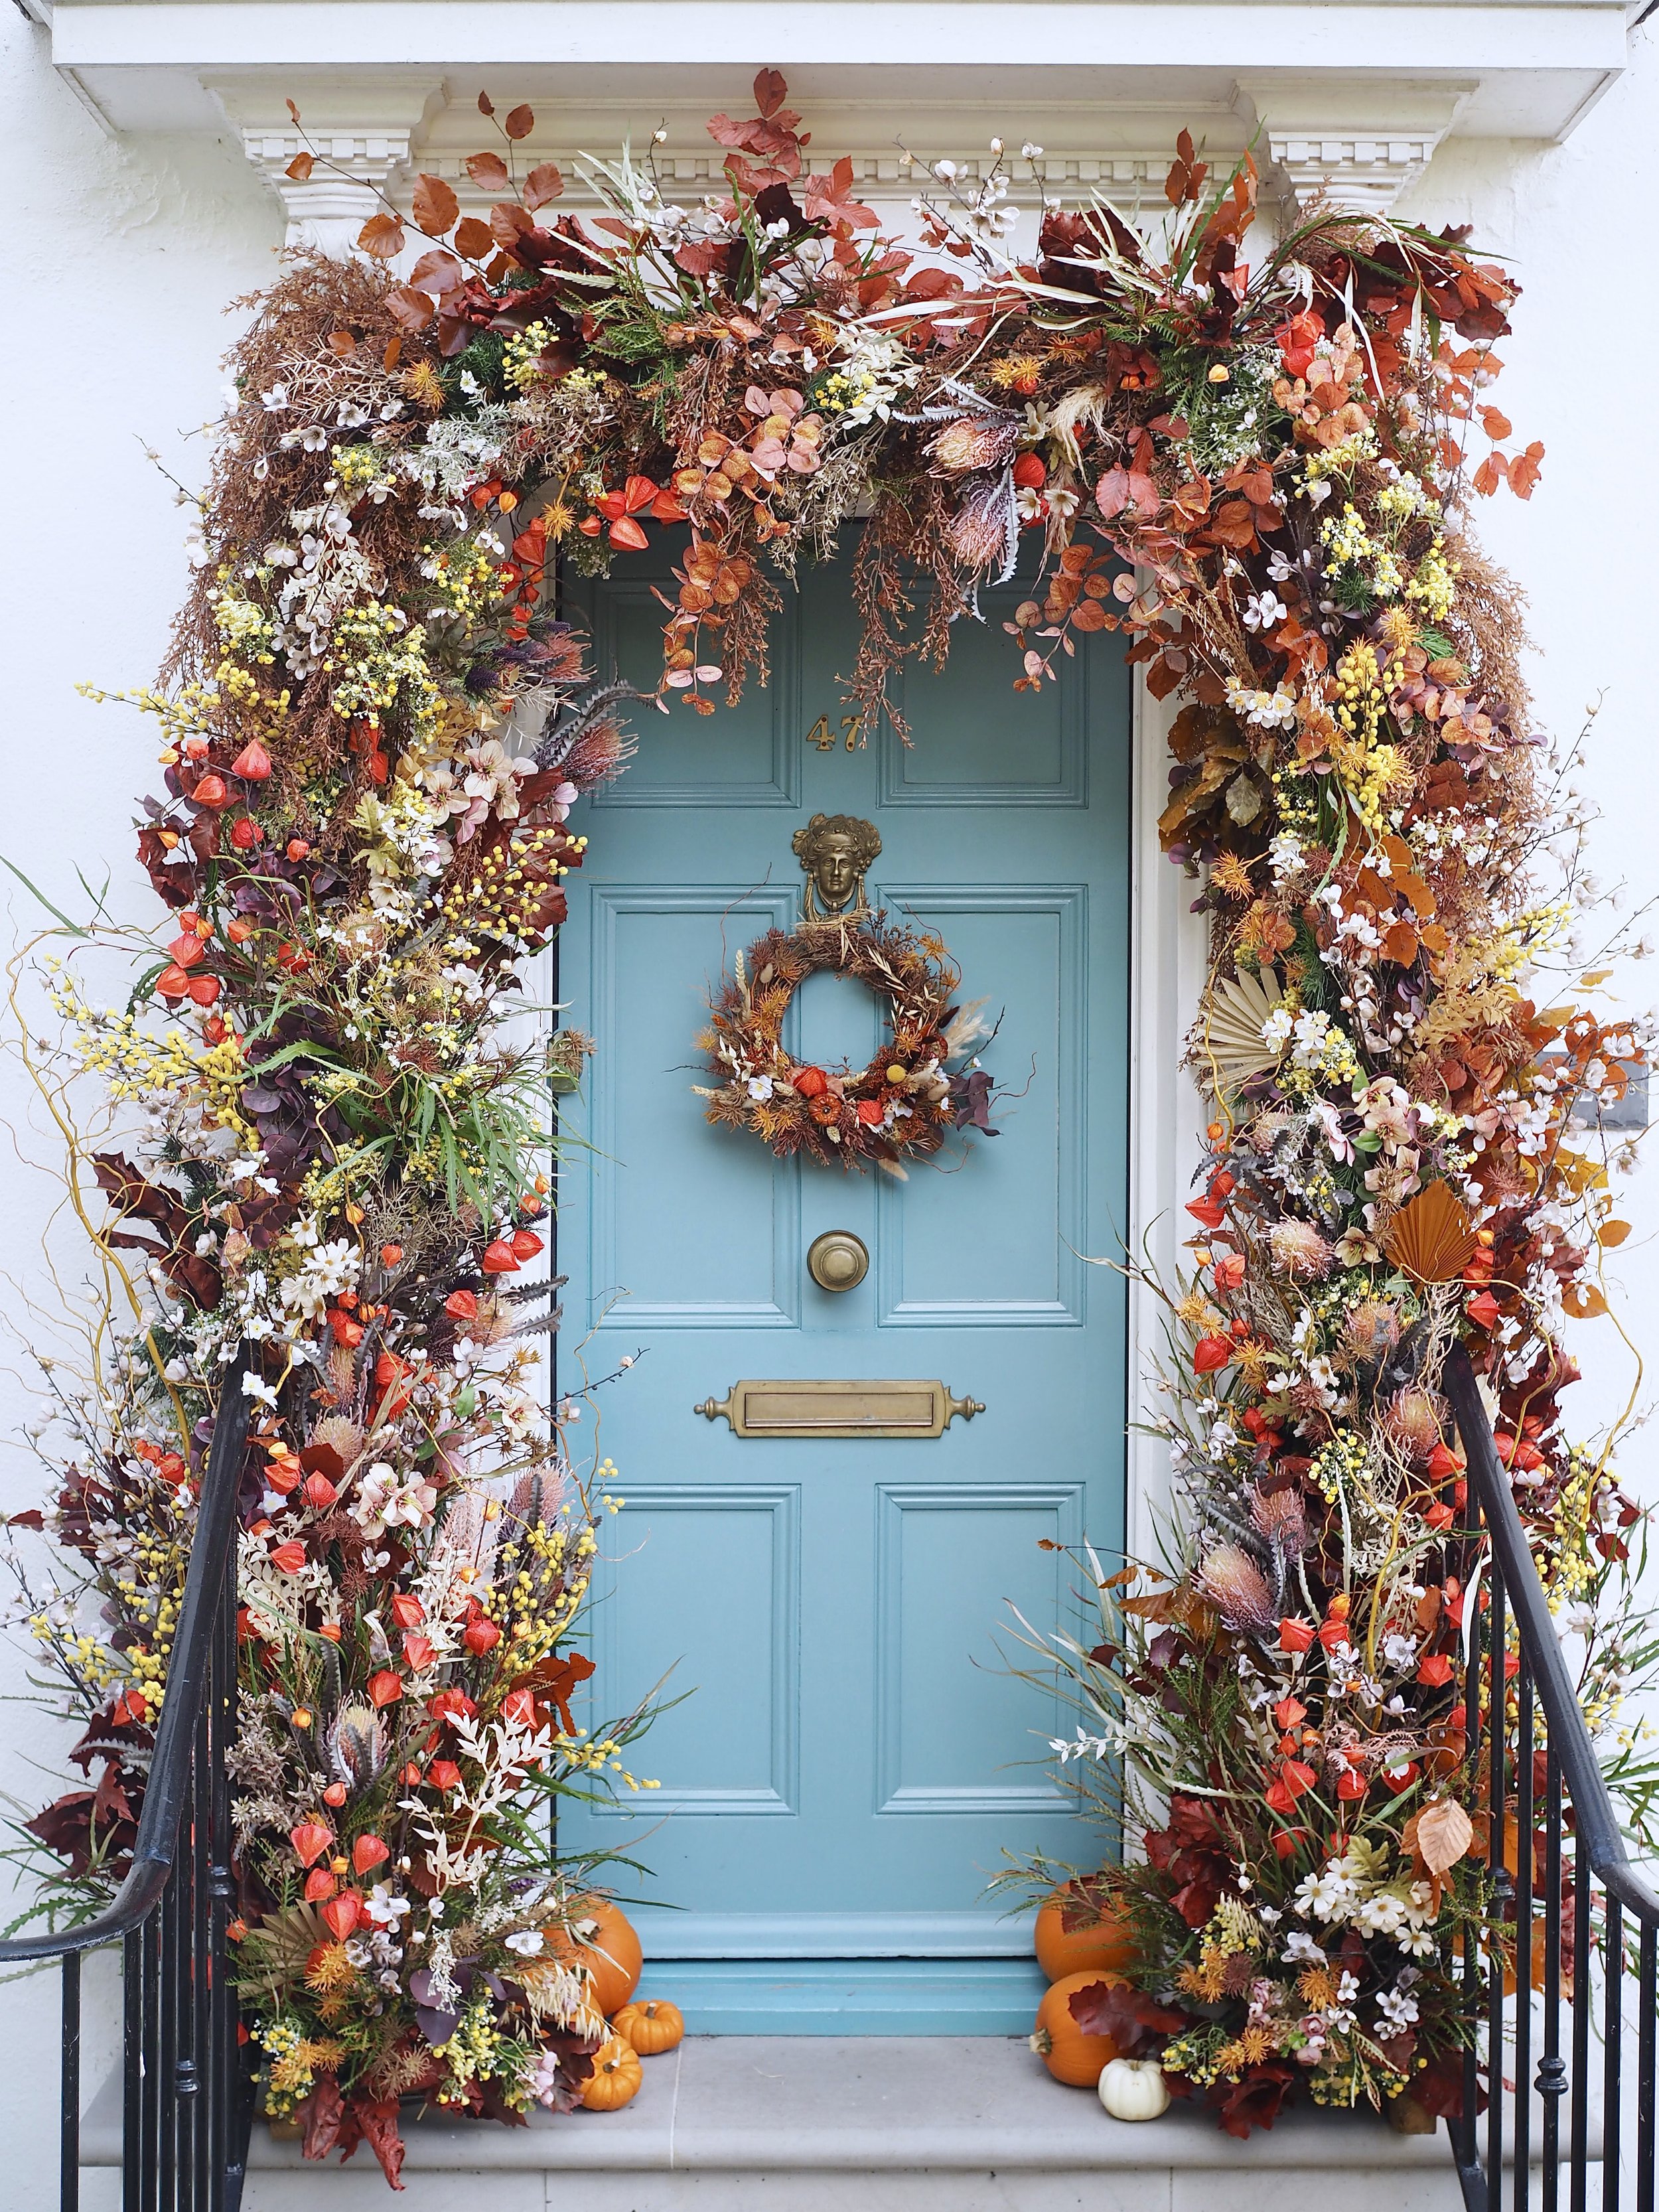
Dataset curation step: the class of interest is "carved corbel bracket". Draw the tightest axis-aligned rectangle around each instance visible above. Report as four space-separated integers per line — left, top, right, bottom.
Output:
206 76 447 252
1234 78 1476 220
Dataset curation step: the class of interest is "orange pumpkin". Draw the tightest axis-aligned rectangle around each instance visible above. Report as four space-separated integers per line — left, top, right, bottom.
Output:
548 1896 644 2017
1034 1885 1135 1982
580 2034 643 2111
614 1998 684 2056
1029 1970 1124 2088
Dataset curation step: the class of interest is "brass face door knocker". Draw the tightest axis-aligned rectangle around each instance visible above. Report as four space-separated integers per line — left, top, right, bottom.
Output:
693 816 1001 1172
792 812 880 924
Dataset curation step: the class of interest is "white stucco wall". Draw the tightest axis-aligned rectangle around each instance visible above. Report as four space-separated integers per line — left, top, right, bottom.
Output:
1 5 1656 2195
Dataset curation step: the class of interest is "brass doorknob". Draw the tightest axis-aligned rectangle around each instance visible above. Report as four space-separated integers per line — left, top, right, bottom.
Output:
807 1230 869 1293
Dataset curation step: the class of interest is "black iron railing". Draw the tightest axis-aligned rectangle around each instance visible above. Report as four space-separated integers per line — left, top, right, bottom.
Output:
1445 1344 1659 2212
0 1349 253 2212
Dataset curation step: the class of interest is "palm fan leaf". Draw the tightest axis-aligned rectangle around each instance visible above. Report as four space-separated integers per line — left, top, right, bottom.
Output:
1382 1181 1478 1283
1196 967 1287 1096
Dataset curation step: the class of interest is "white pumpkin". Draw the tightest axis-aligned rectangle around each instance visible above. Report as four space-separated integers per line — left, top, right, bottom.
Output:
1098 2056 1170 2122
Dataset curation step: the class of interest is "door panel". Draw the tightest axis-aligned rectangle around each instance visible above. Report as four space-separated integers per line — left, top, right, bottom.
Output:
555 538 1130 2031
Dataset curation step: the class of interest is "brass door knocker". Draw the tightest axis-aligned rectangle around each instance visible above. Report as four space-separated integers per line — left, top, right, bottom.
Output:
792 813 880 924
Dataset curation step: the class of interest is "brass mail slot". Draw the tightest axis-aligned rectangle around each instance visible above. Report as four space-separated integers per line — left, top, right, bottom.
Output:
693 1378 985 1439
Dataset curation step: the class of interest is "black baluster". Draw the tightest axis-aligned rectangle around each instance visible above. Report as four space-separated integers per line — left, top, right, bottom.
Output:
1606 1895 1624 2212
123 1927 142 2212
1538 1740 1565 2212
1573 1864 1592 2212
1490 1564 1512 2199
1460 1509 1487 2206
1637 1920 1655 2212
1516 1662 1534 2212
61 1951 80 2212
141 1913 160 2212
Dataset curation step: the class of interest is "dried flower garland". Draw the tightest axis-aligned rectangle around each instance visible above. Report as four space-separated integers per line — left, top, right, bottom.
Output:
695 913 994 1171
3 69 1652 2174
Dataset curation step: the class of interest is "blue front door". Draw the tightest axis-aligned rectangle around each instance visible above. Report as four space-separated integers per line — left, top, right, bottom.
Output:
554 542 1130 2031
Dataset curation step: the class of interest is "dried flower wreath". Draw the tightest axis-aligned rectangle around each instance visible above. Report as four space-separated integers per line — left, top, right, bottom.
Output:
6 68 1654 2177
695 913 995 1171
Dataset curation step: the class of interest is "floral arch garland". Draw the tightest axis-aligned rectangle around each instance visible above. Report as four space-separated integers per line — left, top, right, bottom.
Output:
9 71 1654 2177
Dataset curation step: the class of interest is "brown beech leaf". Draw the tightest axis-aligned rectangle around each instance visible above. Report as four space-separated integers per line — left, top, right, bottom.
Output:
754 66 788 118
1415 1797 1474 1876
1561 1281 1608 1319
1508 440 1545 499
1598 1220 1631 1248
466 150 512 192
357 212 406 260
504 102 536 139
285 150 314 183
386 286 436 333
490 200 535 250
1473 452 1506 498
326 329 357 358
409 248 464 293
286 98 301 123
411 173 460 236
477 90 495 117
454 216 495 259
524 161 563 209
1479 406 1512 441
382 336 402 372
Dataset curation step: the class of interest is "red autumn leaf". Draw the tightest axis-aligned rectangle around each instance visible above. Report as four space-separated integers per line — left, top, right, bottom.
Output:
1472 452 1506 498
490 201 536 250
386 287 435 334
524 161 563 209
285 151 313 183
1479 405 1512 441
356 212 405 260
466 151 511 192
1068 1978 1189 2057
408 248 464 293
454 216 495 259
504 102 536 139
754 66 788 117
1508 439 1545 499
411 173 459 236
1382 921 1420 966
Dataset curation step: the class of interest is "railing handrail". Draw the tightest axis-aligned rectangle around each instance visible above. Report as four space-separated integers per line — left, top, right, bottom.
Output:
0 1347 252 1964
1445 1342 1659 1929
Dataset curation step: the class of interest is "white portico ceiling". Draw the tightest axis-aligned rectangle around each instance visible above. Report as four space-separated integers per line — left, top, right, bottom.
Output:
31 0 1646 228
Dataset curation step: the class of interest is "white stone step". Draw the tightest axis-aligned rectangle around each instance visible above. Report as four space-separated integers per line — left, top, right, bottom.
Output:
80 2033 1554 2211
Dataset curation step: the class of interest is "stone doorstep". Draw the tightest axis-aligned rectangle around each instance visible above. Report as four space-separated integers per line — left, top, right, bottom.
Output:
81 2033 1591 2210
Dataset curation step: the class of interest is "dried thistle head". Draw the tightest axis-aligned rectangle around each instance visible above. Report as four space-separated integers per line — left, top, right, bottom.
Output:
1249 1482 1307 1556
1342 1298 1402 1365
1196 1542 1276 1634
1268 1220 1333 1281
1380 1384 1447 1465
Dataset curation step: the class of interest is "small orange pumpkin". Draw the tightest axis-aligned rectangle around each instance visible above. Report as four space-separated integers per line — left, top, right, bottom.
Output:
548 1897 644 2017
581 2034 644 2111
1033 1885 1135 1982
614 1998 684 2056
1029 1970 1124 2088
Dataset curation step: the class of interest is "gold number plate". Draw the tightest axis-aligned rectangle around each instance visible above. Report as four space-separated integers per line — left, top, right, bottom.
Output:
693 1378 984 1439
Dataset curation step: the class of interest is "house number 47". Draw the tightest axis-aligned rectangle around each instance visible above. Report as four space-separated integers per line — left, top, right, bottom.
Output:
807 714 861 752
